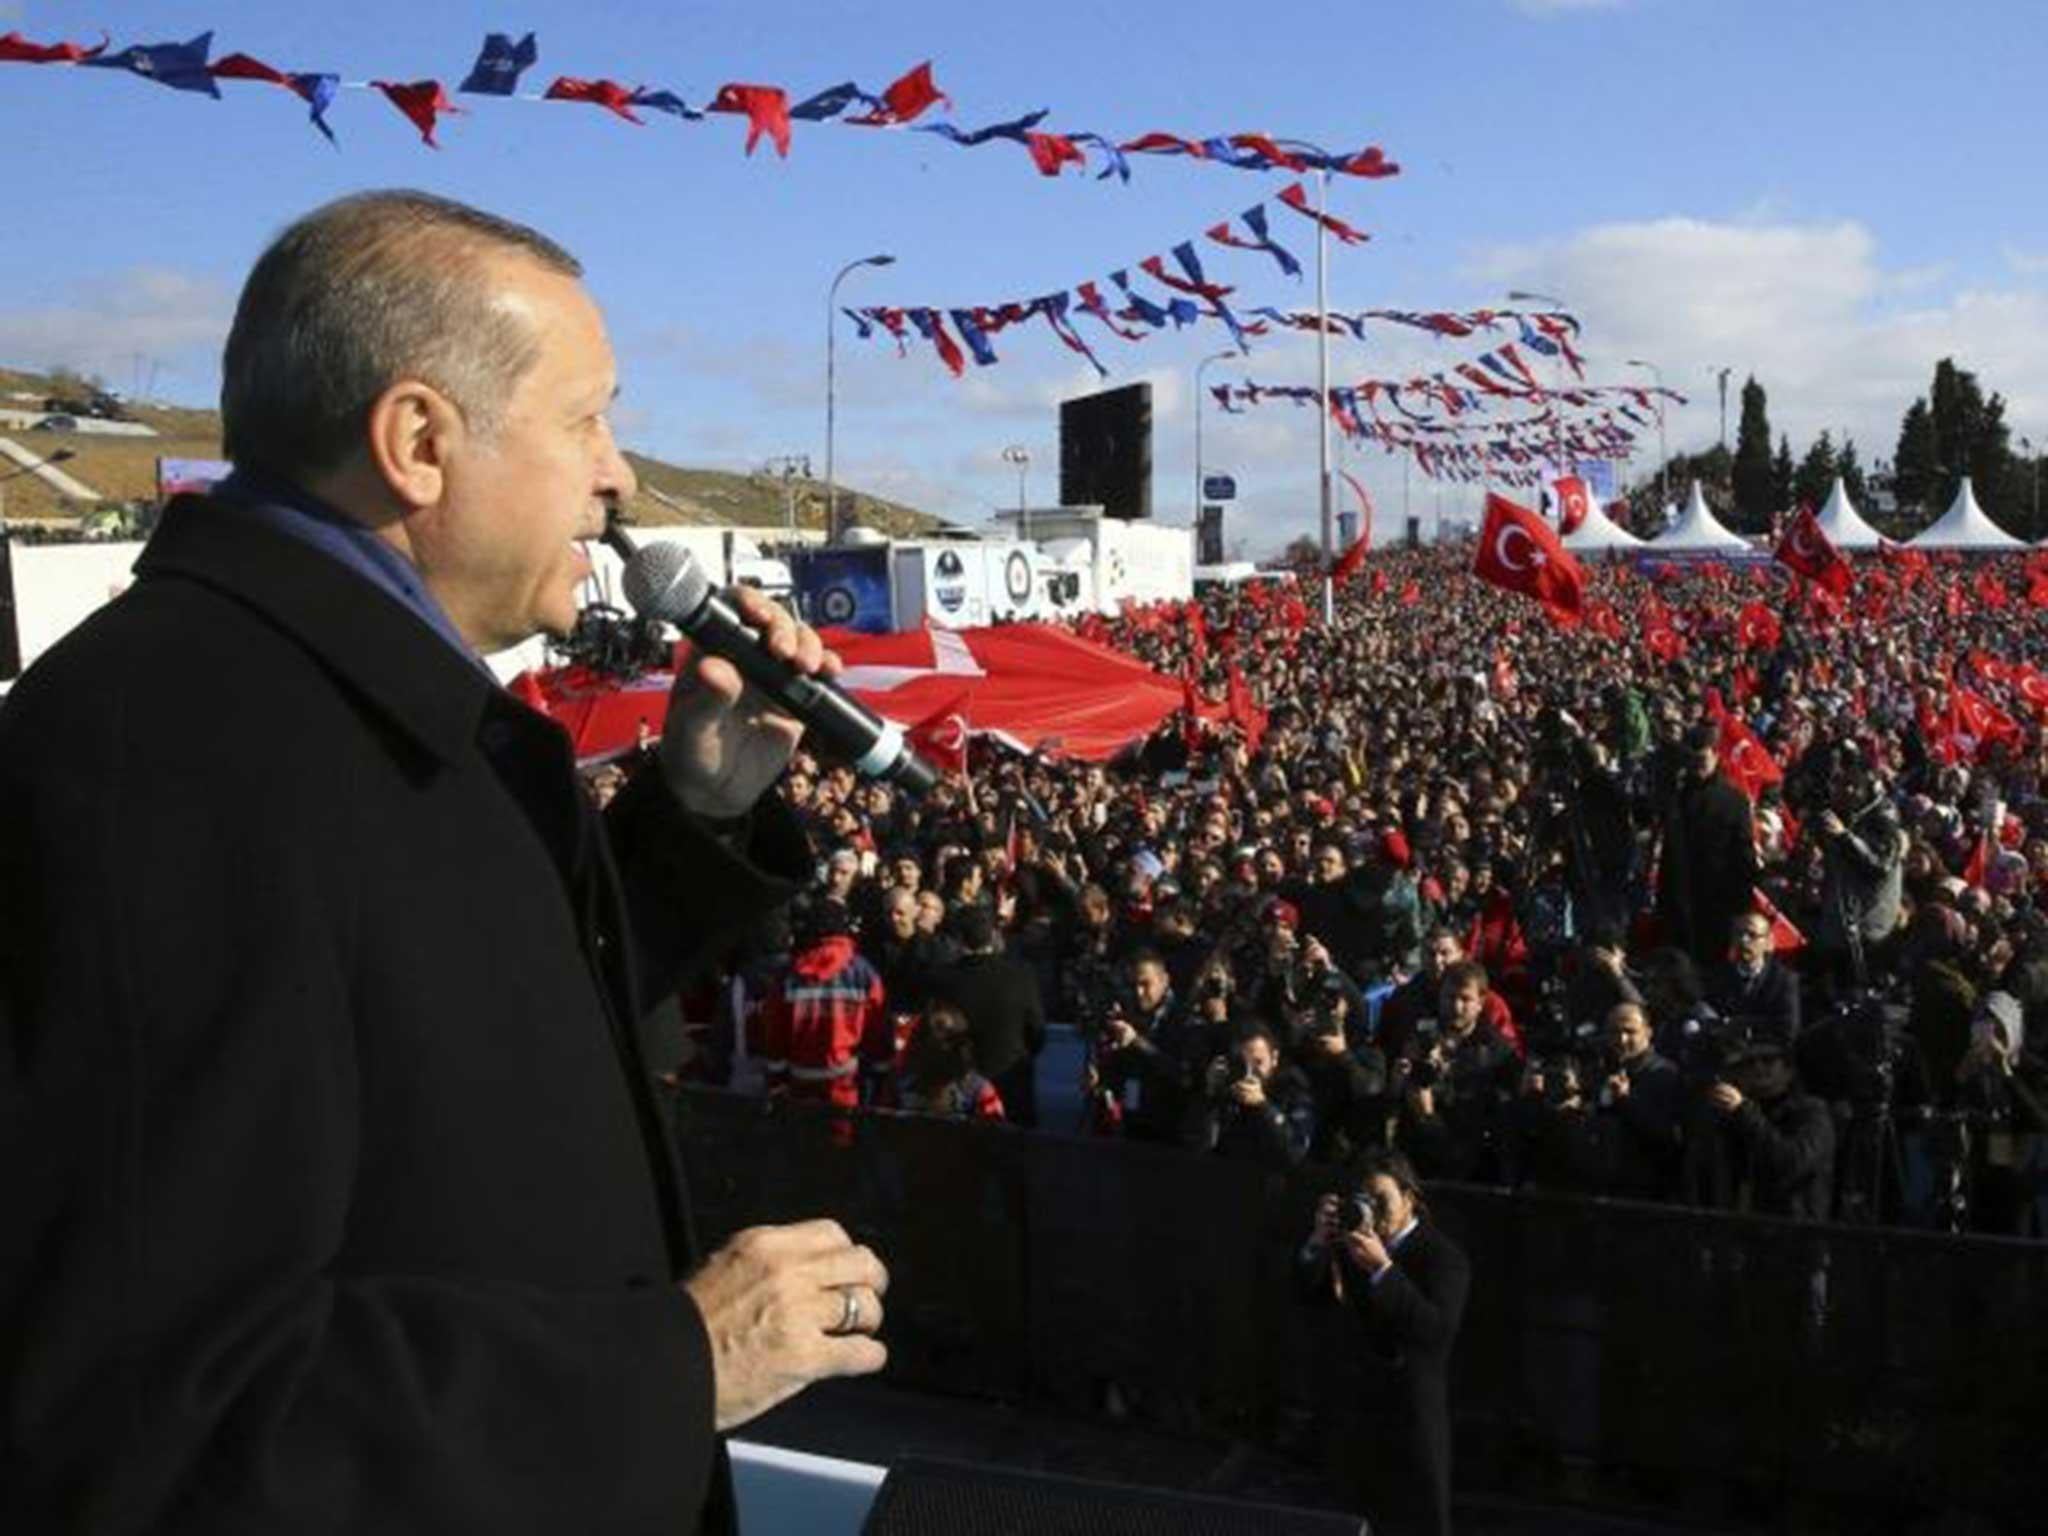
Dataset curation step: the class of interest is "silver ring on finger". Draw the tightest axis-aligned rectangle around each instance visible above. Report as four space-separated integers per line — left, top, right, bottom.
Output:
832 1285 861 1336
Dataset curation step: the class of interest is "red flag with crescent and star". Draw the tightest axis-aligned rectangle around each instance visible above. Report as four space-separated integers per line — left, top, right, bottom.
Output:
1472 492 1586 627
1772 503 1853 598
1552 475 1591 537
905 690 972 777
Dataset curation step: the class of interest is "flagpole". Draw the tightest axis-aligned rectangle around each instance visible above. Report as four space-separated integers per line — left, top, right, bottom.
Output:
1317 168 1334 624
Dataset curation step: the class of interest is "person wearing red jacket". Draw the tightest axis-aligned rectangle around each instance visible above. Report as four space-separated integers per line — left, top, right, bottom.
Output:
760 900 888 1112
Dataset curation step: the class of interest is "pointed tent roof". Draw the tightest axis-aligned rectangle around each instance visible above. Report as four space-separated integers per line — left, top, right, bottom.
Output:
1654 480 1751 553
1563 497 1647 552
1812 476 1885 550
1913 476 2026 550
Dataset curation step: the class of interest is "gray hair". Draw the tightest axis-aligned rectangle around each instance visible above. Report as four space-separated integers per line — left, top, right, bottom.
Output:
221 189 582 482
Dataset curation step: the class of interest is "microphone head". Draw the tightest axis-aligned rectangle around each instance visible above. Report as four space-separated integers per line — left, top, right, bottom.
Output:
622 541 712 626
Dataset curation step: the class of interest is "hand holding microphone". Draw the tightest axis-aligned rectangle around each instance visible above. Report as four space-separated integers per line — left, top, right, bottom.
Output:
612 535 938 814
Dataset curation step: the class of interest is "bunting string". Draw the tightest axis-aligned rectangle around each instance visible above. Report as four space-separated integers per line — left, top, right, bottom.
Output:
1 27 1399 183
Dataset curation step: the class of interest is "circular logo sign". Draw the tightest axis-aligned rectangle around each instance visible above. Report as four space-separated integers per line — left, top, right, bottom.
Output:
1004 550 1033 604
818 586 857 624
933 549 968 614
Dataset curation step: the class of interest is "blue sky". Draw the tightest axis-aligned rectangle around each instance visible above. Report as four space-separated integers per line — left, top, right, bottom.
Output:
3 0 2045 549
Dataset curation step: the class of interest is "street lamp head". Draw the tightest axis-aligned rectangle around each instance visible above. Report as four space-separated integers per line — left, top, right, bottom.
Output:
1001 444 1030 467
864 253 896 268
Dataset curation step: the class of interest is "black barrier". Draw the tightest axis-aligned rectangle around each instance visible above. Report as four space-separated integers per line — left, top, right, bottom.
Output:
674 1090 2048 1526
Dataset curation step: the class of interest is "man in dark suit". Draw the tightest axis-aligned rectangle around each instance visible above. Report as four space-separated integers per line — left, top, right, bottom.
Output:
923 904 1047 1127
1301 1150 1471 1536
0 191 886 1535
1707 910 1803 1043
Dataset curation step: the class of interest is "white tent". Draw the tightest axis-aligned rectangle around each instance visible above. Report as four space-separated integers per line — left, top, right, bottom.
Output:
1812 476 1885 551
1563 498 1647 553
1913 476 2026 550
1653 480 1752 554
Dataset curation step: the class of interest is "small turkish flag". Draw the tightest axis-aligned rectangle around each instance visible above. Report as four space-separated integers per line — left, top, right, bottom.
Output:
905 691 971 776
1472 492 1586 626
1552 475 1591 537
1772 504 1853 598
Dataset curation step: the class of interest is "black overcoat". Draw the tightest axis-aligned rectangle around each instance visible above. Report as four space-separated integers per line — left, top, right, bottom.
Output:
0 495 805 1533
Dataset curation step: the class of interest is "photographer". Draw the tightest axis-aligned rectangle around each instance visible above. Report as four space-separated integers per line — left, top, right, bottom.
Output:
1696 1035 1837 1220
1299 1151 1470 1536
1951 991 2048 1235
1291 956 1392 1165
1507 1048 1610 1195
1529 704 1638 940
1186 1023 1316 1169
1656 723 1761 971
1810 755 1906 998
1087 950 1204 1143
1394 962 1518 1183
1596 1000 1685 1200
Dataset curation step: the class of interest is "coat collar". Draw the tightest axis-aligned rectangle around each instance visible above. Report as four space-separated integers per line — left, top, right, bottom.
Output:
135 494 495 767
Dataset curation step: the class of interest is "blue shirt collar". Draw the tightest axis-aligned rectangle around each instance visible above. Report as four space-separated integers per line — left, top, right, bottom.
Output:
213 469 487 671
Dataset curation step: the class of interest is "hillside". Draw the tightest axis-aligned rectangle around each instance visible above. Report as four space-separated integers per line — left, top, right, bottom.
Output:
0 366 942 537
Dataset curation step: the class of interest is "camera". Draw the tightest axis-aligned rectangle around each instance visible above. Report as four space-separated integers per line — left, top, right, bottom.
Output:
1338 1194 1375 1235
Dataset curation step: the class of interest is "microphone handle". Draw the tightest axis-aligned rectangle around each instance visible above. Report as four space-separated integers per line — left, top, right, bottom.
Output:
683 593 938 795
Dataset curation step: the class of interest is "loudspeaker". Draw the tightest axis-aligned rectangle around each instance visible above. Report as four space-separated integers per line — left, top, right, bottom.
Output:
1060 383 1152 520
1197 505 1225 566
861 1456 1367 1535
0 530 20 680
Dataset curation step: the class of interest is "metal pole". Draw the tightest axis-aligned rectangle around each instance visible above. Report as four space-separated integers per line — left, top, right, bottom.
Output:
1194 350 1233 532
824 253 895 544
1316 168 1333 622
1627 359 1667 518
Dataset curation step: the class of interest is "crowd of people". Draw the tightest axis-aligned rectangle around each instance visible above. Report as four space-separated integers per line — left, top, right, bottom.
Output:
631 541 2048 1239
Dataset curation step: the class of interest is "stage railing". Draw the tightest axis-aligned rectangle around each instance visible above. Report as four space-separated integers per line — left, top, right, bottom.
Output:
674 1089 2048 1526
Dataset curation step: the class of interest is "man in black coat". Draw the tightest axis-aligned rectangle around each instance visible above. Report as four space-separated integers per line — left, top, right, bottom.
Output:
1697 1038 1837 1220
1657 724 1761 971
1595 1000 1686 1200
1301 1151 1471 1536
0 191 886 1535
923 905 1047 1127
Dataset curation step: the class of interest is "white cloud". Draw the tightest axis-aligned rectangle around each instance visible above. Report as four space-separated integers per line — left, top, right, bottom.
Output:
0 268 232 389
1467 215 2048 461
2004 244 2048 277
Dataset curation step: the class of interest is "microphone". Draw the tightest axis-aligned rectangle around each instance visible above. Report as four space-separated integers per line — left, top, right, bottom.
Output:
621 541 938 796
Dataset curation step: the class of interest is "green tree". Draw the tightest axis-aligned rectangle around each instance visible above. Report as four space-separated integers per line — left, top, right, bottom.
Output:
1793 431 1837 511
1837 436 1868 512
1772 434 1796 515
1926 357 2016 522
1729 375 1774 532
1894 397 1936 516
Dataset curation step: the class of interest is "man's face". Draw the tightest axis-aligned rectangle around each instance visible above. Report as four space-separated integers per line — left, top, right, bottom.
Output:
1243 1035 1279 1082
413 257 636 652
1362 1173 1415 1239
1425 933 1462 980
1610 1006 1652 1063
915 891 945 935
1689 746 1719 784
1132 961 1169 1013
1258 849 1286 886
1314 846 1347 884
1733 917 1772 969
1442 980 1485 1035
892 857 921 892
886 892 918 941
826 854 858 896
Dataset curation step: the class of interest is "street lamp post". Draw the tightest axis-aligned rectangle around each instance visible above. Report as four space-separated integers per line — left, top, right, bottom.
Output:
1193 349 1234 537
1625 359 1668 515
1508 289 1570 503
763 454 810 535
1001 445 1030 544
824 252 895 544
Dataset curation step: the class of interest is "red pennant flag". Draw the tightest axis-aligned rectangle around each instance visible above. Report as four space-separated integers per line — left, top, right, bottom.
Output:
1736 601 1782 651
1276 181 1369 244
545 77 645 124
1772 503 1853 597
708 83 792 156
1226 664 1267 752
1338 470 1374 556
905 690 972 777
1552 475 1591 537
1715 712 1783 801
371 80 460 146
872 60 948 123
0 29 107 63
1472 492 1586 627
1752 889 1806 954
209 51 290 86
1025 132 1086 176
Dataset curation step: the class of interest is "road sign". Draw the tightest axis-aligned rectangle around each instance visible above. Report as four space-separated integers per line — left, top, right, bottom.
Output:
1202 474 1236 502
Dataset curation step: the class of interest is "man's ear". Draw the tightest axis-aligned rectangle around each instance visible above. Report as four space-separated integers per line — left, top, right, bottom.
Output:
364 378 463 512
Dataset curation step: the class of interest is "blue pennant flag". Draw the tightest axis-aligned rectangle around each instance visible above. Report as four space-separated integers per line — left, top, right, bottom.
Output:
459 32 537 96
293 73 340 144
628 87 701 120
914 109 1048 146
80 32 219 96
790 82 882 121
